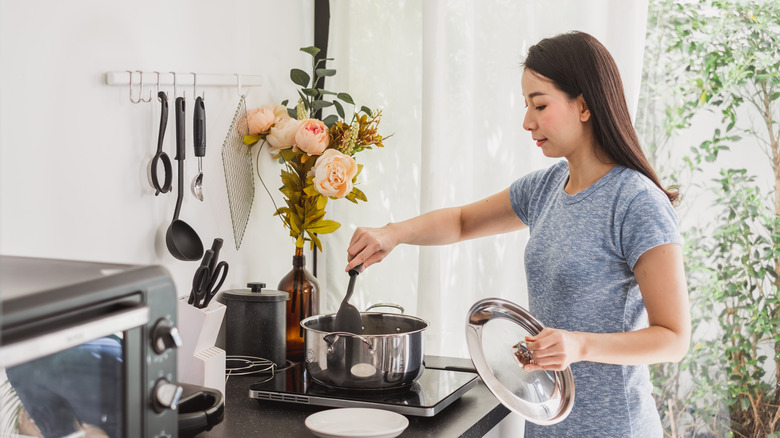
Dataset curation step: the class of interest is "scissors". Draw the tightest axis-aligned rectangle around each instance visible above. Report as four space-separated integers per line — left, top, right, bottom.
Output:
189 249 229 308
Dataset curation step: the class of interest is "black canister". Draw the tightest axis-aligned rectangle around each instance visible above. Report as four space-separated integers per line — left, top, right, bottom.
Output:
222 282 289 368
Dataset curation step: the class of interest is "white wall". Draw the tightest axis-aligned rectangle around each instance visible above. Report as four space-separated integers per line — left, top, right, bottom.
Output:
0 0 316 297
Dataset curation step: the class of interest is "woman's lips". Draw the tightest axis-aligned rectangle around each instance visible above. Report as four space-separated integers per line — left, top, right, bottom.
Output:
534 138 547 147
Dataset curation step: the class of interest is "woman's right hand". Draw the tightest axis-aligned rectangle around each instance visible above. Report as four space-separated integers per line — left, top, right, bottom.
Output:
346 224 400 272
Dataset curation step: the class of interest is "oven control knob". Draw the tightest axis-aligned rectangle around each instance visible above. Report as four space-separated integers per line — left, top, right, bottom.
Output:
152 378 183 413
151 319 182 354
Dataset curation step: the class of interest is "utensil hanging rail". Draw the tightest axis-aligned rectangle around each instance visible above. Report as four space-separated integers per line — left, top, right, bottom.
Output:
105 71 263 88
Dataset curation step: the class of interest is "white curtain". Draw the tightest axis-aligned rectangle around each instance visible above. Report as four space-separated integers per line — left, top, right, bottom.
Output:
320 0 649 358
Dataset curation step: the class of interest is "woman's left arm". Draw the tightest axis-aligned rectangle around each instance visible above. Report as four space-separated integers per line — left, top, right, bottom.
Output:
524 243 691 371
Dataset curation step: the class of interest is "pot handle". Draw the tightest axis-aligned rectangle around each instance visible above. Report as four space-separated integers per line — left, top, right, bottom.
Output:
365 303 405 314
323 332 375 355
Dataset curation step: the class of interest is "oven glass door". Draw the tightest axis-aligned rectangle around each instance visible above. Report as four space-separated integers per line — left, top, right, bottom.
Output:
0 303 149 437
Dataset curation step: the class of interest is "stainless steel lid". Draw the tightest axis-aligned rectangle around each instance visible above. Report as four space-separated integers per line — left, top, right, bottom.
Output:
465 298 574 425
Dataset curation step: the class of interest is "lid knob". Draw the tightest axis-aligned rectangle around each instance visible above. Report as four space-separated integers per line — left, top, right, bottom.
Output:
248 282 266 293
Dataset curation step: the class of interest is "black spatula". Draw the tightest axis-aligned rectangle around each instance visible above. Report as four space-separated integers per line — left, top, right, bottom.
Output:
334 264 363 335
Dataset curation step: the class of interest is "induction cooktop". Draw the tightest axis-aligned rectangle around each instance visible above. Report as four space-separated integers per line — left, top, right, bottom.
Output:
248 357 479 417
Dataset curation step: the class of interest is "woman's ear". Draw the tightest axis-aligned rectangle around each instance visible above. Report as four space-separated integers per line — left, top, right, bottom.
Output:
577 94 591 122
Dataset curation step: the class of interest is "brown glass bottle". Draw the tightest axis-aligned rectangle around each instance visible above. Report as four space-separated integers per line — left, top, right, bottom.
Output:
277 246 320 362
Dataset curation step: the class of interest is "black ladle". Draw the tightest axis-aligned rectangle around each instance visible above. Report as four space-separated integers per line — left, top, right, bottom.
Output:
334 264 363 335
150 91 172 195
165 96 204 261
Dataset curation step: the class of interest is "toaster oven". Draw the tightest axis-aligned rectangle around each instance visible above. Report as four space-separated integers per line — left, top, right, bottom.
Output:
0 255 182 437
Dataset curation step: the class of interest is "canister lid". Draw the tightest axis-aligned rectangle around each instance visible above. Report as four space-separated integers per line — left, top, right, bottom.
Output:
465 298 574 426
222 282 289 302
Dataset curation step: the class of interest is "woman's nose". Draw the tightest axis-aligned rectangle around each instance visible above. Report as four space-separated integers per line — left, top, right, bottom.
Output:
522 110 534 131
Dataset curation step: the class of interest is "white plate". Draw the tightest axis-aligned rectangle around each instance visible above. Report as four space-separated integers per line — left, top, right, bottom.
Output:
305 408 409 438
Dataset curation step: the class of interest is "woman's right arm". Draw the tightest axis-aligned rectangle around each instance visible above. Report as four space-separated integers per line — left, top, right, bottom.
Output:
345 188 526 271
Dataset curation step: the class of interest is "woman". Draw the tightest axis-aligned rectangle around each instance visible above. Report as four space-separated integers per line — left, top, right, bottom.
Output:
346 32 690 437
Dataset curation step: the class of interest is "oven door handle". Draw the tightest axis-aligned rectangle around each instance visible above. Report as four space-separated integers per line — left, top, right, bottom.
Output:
0 305 150 368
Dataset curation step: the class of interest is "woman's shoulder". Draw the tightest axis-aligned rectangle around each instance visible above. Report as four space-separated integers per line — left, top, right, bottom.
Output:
613 167 669 205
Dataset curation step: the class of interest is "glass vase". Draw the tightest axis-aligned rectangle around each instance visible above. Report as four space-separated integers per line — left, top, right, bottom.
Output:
277 246 320 362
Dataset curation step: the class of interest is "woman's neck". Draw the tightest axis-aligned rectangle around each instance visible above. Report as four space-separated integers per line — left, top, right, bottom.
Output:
564 146 615 195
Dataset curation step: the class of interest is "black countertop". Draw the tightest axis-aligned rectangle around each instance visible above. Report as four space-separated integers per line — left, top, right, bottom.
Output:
199 356 510 437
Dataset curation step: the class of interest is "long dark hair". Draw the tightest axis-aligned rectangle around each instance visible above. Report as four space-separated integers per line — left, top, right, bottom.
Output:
523 31 679 204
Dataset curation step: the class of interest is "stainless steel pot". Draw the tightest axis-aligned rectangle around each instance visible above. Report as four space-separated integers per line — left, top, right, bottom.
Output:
301 306 427 389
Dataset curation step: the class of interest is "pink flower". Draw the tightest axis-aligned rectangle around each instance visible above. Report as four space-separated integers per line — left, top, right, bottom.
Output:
295 119 330 156
312 149 358 198
246 106 276 135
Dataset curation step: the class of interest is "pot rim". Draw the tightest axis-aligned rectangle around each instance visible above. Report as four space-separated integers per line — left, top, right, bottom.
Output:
301 312 429 336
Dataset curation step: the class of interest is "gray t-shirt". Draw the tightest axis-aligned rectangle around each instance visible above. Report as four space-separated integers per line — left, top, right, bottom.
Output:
509 160 681 438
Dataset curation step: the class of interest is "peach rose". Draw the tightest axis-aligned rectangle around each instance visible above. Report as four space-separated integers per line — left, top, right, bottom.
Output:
295 119 330 156
267 118 301 153
267 103 290 124
312 149 358 198
246 106 276 135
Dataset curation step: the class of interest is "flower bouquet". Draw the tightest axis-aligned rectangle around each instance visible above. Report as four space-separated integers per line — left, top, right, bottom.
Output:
243 46 387 251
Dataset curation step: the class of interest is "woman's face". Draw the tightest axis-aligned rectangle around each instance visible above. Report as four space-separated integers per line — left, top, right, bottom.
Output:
521 69 591 159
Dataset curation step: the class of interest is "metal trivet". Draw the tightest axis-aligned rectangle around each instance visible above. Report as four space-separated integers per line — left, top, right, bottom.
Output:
221 95 254 250
225 355 276 384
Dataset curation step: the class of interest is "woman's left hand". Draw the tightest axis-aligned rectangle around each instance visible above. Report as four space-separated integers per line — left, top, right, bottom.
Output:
522 327 585 372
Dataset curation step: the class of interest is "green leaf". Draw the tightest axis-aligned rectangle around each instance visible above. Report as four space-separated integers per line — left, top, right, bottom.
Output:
303 185 319 197
333 100 345 119
280 186 298 199
302 88 319 97
316 194 328 210
279 148 297 162
289 216 301 234
274 207 292 217
322 114 339 128
307 219 341 234
300 46 321 57
290 68 310 87
337 93 355 105
243 135 261 145
312 100 333 110
307 232 323 252
351 187 367 202
360 105 372 115
304 209 326 227
314 58 335 69
297 90 310 110
316 68 336 77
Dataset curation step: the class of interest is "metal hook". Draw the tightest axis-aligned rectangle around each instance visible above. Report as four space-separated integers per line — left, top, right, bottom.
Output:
137 71 153 103
235 74 245 97
154 71 162 95
192 72 205 100
128 70 141 104
155 72 168 102
170 72 179 99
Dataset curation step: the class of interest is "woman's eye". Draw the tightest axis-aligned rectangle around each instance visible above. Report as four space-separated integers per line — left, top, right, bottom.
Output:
535 105 547 111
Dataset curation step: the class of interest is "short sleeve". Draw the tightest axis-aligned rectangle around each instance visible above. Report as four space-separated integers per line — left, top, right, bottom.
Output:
509 161 567 227
510 174 535 226
621 187 682 270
